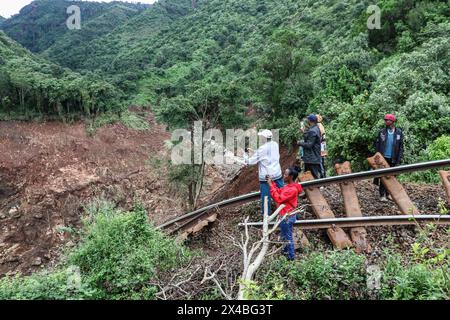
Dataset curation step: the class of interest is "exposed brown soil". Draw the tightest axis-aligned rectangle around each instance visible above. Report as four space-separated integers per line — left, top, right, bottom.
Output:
0 111 274 276
214 144 299 201
0 111 190 275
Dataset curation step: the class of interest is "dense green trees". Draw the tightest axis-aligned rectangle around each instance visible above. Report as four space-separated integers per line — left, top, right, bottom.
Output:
1 0 448 168
0 31 121 119
42 3 150 70
0 0 149 53
366 0 449 53
314 3 446 168
258 29 316 123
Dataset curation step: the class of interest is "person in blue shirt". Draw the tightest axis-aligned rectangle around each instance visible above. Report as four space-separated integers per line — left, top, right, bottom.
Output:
375 114 404 202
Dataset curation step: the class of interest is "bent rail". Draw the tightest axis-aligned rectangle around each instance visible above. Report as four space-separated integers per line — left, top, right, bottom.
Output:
158 159 450 230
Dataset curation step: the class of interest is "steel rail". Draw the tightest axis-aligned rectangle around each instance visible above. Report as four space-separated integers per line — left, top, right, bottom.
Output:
158 159 450 230
238 215 450 229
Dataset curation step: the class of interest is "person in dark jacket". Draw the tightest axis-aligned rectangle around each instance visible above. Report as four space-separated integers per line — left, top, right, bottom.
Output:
297 114 322 179
375 114 404 201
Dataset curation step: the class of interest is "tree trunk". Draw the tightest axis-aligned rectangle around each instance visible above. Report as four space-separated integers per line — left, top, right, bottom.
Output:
193 161 206 208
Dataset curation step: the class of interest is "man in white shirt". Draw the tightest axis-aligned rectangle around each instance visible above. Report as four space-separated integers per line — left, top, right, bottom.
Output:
244 130 284 215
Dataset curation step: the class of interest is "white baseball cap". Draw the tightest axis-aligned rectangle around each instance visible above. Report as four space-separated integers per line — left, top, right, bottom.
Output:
258 129 273 139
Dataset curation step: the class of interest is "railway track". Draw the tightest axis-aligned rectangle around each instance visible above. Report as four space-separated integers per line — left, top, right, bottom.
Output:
158 157 450 245
239 215 450 229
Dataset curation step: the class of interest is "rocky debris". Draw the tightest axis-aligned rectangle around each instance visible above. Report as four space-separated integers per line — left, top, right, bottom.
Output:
8 206 18 215
47 165 100 195
188 179 449 269
0 111 245 276
0 113 183 275
33 213 43 219
32 257 42 266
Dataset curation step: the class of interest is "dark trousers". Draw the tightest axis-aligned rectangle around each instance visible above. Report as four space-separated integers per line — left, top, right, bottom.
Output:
379 158 395 197
260 178 284 215
320 157 327 178
280 214 296 260
305 163 321 179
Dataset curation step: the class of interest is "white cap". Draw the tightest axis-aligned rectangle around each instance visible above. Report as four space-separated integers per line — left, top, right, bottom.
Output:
258 129 273 139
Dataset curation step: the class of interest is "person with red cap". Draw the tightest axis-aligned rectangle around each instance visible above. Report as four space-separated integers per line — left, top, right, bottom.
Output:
375 114 404 202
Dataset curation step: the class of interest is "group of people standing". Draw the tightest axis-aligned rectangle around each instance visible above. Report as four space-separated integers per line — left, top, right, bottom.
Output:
243 113 404 260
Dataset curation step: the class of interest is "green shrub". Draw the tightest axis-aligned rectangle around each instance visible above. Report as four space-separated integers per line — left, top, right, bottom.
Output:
0 201 191 300
0 268 94 300
428 135 450 160
85 110 150 136
120 111 150 131
289 250 366 299
400 135 450 183
380 253 449 300
258 245 448 300
258 250 367 300
68 201 190 299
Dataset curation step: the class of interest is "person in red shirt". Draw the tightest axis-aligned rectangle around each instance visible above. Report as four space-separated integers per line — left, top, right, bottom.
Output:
267 167 303 260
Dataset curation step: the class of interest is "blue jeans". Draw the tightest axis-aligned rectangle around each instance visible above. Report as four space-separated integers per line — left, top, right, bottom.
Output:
260 178 284 215
280 214 296 260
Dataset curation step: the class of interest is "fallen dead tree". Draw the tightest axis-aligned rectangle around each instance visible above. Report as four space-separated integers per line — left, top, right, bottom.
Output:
201 197 288 300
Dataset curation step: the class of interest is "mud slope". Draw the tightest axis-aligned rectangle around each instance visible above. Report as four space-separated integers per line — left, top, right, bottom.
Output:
215 145 299 201
0 112 185 275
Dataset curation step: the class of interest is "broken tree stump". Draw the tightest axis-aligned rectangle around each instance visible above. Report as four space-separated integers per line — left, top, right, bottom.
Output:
439 171 450 205
367 153 419 215
300 171 352 249
335 162 371 253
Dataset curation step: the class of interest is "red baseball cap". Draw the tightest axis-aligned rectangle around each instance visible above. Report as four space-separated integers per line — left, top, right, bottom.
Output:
384 114 396 122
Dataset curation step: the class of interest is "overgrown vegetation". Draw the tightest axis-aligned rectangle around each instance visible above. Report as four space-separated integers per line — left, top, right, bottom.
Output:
380 215 449 300
0 201 191 300
0 31 123 120
0 0 448 301
400 135 450 183
252 232 448 300
254 250 368 300
1 0 448 171
0 0 149 53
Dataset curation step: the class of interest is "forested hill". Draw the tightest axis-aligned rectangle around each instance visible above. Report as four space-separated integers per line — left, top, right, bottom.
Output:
42 0 194 74
0 31 121 119
0 16 5 25
0 0 449 168
128 0 446 168
0 0 150 53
